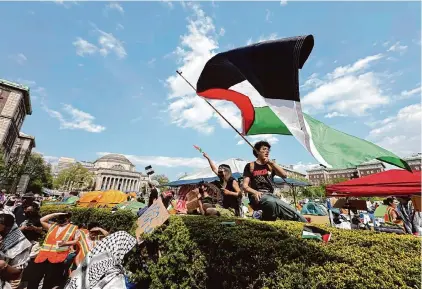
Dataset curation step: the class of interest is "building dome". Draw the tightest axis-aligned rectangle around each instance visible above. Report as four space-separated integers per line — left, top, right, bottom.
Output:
95 154 134 167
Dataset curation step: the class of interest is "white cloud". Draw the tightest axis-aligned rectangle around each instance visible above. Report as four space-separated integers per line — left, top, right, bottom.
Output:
53 0 77 8
303 72 389 116
97 30 127 58
106 2 124 14
302 52 392 116
10 53 27 65
387 41 408 55
324 112 348 118
280 0 287 6
368 103 421 156
73 38 98 56
97 152 208 168
73 30 126 59
235 134 279 146
292 162 319 174
265 9 272 23
328 54 383 79
300 73 323 91
247 33 278 45
165 3 221 134
219 28 225 37
43 104 106 133
116 23 124 30
399 85 421 99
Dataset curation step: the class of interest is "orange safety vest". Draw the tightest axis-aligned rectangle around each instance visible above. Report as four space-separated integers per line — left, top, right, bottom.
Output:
74 230 96 266
35 223 77 264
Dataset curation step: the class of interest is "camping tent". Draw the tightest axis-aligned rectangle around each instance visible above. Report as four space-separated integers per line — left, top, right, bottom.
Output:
166 158 310 187
78 190 127 208
326 170 421 197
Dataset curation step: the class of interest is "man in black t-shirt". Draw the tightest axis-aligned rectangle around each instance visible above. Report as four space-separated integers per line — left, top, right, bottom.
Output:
243 141 307 222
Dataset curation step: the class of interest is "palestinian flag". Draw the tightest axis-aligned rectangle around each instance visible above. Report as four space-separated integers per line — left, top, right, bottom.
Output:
196 35 410 170
193 145 203 153
302 225 332 243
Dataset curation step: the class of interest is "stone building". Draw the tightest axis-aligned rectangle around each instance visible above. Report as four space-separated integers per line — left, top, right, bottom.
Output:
281 164 307 179
307 160 385 185
91 154 149 193
13 133 36 194
0 79 32 162
404 153 421 171
57 157 76 174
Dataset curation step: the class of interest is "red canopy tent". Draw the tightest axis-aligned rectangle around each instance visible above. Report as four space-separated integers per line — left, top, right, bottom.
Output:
326 169 421 197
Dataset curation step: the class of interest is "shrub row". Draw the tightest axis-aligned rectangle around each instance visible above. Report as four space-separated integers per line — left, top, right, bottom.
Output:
40 206 421 289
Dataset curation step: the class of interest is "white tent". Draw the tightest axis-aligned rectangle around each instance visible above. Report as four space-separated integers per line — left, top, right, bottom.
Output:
179 158 249 180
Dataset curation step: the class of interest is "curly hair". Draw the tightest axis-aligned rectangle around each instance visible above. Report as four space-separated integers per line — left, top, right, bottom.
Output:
253 141 271 157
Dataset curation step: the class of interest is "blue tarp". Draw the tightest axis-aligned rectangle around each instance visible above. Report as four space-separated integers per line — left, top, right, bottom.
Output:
166 173 310 187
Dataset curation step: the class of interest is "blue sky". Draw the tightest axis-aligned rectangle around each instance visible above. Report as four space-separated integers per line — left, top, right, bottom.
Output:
1 1 421 180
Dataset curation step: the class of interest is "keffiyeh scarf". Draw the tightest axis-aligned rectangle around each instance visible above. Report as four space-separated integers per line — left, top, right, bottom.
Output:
65 231 136 289
0 223 32 289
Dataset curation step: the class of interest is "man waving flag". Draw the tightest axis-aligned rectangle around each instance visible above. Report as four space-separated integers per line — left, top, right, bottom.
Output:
196 35 410 170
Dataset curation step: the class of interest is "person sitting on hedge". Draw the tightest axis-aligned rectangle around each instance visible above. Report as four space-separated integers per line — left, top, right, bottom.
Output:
202 153 242 216
242 141 307 222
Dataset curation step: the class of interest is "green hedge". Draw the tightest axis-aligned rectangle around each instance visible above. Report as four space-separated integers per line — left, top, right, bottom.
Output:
40 206 421 289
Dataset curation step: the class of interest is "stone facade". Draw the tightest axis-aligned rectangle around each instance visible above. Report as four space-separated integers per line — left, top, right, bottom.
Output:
13 133 36 194
90 154 148 193
0 79 32 162
404 154 421 172
307 161 385 185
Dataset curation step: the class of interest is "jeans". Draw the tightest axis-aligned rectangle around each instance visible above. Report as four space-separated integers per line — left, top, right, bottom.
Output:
249 194 307 222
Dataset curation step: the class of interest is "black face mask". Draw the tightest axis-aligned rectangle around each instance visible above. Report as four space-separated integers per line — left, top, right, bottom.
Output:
5 201 14 206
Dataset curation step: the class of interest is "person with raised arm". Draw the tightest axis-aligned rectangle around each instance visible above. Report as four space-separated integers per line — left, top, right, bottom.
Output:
203 152 242 216
28 212 78 289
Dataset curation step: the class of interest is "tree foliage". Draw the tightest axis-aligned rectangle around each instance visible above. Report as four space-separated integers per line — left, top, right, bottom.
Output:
54 163 94 191
152 174 170 190
25 153 53 194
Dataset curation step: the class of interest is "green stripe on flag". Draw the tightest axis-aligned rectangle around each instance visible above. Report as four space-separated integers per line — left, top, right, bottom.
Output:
247 107 292 136
303 114 410 170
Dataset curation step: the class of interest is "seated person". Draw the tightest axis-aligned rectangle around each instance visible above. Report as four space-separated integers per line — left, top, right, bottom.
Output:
242 141 307 222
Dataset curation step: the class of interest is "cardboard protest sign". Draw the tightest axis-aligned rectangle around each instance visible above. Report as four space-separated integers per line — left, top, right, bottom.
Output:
136 198 169 241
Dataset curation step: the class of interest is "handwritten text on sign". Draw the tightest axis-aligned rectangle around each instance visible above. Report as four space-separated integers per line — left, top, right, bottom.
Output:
136 199 170 239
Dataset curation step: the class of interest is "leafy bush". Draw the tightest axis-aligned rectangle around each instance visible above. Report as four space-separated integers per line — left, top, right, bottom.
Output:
40 205 137 233
40 207 421 289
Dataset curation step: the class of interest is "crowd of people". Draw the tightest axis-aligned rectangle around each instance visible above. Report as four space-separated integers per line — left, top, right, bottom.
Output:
0 140 418 289
140 141 306 223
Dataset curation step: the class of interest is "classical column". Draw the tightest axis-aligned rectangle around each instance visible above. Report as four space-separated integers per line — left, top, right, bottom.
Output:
128 179 133 192
124 178 129 192
111 178 115 190
105 177 110 190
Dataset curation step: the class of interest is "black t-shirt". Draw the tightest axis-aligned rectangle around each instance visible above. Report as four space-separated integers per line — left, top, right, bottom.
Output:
243 162 275 193
20 215 42 242
222 178 241 215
